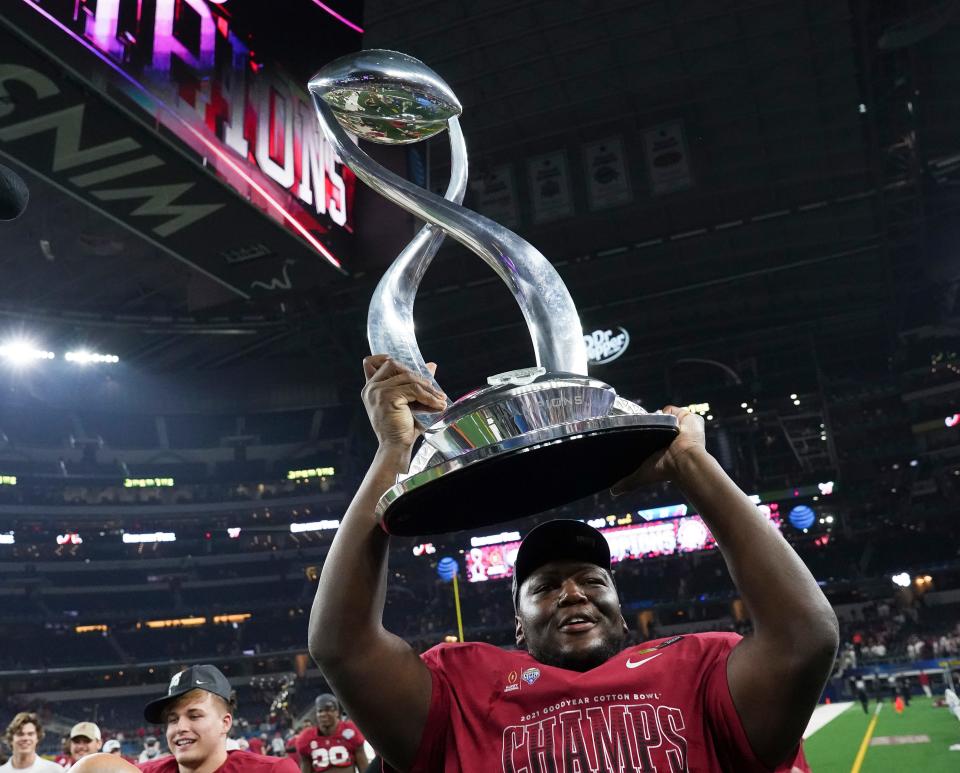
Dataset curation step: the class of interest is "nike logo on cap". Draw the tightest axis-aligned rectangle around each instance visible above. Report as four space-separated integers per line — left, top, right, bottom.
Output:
625 652 663 669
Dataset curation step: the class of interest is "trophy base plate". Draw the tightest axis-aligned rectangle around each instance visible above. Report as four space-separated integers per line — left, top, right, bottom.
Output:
377 413 678 536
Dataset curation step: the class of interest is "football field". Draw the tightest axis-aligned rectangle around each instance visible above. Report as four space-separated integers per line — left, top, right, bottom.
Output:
804 696 960 772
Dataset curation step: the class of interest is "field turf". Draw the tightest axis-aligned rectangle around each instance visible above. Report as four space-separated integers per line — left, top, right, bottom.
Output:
804 695 959 772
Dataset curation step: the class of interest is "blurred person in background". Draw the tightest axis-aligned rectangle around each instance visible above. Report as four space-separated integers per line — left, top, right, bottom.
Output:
139 664 297 773
137 737 165 765
102 740 135 765
919 670 933 698
53 738 71 769
2 713 63 773
67 724 102 768
854 675 869 713
295 695 367 773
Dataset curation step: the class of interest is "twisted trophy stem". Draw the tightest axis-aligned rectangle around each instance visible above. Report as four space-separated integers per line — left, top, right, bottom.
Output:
309 51 588 428
365 118 468 426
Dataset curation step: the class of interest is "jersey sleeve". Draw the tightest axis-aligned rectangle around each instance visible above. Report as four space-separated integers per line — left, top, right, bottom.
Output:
699 632 774 773
272 756 301 773
343 722 365 752
397 645 453 773
294 730 312 758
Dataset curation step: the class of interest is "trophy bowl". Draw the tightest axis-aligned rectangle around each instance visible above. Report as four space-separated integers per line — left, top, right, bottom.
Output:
310 51 678 536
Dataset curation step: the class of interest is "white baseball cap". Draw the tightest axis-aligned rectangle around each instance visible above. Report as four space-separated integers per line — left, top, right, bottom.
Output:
70 722 101 742
103 740 121 753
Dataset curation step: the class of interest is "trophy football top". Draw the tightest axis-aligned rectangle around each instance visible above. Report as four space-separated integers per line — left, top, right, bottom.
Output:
309 50 462 145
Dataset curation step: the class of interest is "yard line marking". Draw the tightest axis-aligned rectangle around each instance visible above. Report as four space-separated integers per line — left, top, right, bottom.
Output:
804 701 854 738
851 702 883 773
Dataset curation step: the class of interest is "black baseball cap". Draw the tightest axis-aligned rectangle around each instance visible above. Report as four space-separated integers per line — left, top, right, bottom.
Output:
511 520 612 607
0 164 28 221
144 664 233 723
315 693 338 710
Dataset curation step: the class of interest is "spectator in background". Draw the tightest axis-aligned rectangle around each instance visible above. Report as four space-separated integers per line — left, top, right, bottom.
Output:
102 740 134 765
247 737 264 756
1 712 63 773
920 670 933 698
67 723 102 768
137 737 166 764
53 738 70 769
295 695 368 773
853 676 869 714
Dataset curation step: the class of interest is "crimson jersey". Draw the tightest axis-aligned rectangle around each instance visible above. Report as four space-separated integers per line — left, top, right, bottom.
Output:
139 749 298 773
296 722 365 771
403 633 777 772
776 743 811 773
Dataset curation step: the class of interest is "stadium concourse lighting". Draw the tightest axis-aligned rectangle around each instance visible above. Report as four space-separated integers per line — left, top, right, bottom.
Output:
0 340 55 365
65 350 120 364
891 572 911 588
290 519 340 532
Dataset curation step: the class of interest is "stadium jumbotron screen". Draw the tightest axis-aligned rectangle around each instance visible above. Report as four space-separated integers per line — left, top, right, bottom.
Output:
464 504 783 583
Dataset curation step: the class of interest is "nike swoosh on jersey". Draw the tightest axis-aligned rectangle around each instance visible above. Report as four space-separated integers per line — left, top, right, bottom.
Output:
625 652 663 669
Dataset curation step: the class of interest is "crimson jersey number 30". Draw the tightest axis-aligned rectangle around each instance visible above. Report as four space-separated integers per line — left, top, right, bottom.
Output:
311 746 351 769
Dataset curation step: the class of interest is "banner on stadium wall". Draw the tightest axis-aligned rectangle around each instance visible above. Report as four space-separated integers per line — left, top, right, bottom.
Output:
0 1 359 299
850 657 960 675
527 150 573 224
474 164 519 228
583 136 631 210
643 120 693 195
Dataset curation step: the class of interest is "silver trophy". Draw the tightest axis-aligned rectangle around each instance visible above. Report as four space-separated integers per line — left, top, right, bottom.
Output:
309 51 678 536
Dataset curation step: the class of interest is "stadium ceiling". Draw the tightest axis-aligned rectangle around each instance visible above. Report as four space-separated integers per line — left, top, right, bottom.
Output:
0 0 957 404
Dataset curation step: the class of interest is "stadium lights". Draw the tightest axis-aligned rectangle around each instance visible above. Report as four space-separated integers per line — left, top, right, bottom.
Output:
75 624 108 634
145 616 206 629
891 572 911 588
0 340 54 365
290 520 340 532
124 477 174 488
122 531 176 543
65 350 120 365
470 531 522 548
213 613 251 624
287 466 336 480
0 475 16 486
0 532 13 545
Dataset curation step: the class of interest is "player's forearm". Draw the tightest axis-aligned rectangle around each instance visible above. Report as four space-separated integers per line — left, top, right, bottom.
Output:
308 443 409 665
674 448 838 651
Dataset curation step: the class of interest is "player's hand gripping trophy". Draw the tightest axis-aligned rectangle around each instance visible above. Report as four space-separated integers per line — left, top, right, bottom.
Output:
309 51 678 536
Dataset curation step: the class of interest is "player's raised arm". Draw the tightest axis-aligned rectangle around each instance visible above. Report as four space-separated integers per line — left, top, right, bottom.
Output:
307 356 446 772
613 406 839 767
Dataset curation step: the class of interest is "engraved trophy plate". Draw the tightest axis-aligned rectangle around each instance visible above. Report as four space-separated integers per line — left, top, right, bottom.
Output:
309 51 678 536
